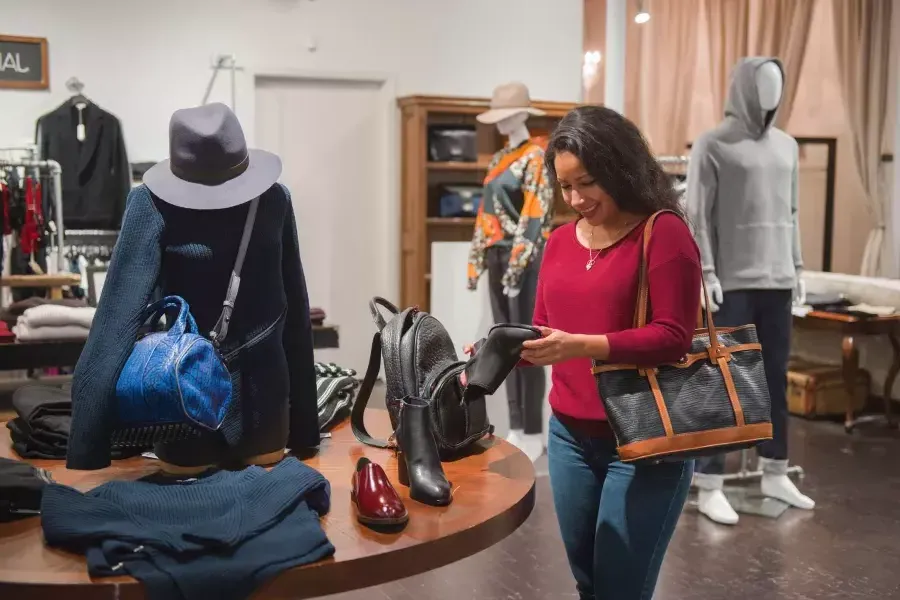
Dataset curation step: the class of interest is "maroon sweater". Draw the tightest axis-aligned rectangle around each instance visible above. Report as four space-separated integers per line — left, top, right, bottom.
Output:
533 213 701 422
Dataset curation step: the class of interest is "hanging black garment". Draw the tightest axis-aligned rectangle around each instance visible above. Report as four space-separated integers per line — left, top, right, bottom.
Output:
36 101 131 230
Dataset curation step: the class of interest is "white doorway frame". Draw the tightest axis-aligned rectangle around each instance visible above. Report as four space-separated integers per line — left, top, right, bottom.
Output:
244 68 401 303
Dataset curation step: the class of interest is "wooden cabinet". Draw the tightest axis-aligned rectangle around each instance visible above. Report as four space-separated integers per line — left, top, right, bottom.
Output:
397 95 576 311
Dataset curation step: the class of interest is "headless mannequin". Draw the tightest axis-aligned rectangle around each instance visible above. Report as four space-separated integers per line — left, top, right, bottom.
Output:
691 60 814 524
491 111 544 462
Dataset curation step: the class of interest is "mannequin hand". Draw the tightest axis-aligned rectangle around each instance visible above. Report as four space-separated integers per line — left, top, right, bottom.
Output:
503 286 521 298
793 277 807 306
701 274 724 313
520 326 580 366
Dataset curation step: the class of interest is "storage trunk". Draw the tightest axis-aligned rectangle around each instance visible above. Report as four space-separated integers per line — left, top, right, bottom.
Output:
787 360 869 418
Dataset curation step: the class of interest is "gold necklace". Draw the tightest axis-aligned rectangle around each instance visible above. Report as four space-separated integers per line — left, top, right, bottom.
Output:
585 221 635 270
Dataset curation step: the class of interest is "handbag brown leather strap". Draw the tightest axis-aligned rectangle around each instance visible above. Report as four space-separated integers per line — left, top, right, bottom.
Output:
631 210 746 429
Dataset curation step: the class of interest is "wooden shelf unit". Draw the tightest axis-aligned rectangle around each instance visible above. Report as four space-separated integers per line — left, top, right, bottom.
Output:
398 94 576 311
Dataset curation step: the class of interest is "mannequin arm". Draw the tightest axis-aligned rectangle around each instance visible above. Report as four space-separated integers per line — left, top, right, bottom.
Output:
503 151 554 293
466 205 488 291
790 144 803 273
68 187 163 469
685 136 720 283
280 185 321 451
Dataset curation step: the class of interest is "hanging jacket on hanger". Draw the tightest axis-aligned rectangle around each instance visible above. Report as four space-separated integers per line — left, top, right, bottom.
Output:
36 101 131 230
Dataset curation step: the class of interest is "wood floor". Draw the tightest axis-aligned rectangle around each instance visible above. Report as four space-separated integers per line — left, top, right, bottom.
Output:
326 416 900 600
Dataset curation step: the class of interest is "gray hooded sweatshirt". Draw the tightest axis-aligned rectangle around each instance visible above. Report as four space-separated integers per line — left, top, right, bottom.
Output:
686 57 802 292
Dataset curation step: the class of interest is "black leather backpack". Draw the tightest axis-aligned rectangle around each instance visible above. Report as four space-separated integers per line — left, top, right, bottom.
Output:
350 297 492 456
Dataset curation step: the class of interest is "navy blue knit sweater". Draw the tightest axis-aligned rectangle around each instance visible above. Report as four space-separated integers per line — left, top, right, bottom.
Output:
41 458 334 600
68 183 320 469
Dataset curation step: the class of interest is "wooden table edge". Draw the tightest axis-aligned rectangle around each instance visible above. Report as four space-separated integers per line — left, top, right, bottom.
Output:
0 413 537 599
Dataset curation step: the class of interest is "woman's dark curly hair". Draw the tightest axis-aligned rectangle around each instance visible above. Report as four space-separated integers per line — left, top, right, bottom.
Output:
545 105 682 218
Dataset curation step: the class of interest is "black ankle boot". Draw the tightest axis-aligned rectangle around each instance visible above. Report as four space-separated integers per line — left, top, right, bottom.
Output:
395 397 452 507
464 323 541 398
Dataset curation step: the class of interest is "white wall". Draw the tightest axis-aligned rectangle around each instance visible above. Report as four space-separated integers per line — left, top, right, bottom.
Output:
0 0 584 161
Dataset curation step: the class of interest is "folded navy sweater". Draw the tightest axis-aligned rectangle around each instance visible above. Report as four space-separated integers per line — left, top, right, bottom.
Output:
41 458 334 600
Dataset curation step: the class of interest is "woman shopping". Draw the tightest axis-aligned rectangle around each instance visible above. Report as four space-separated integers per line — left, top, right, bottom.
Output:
467 106 701 600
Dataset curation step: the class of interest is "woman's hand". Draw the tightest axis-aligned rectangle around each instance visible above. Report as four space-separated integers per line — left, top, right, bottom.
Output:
520 327 584 366
459 343 477 386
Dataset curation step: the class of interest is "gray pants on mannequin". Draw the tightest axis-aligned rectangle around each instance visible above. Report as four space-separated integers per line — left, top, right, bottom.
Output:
486 246 546 444
694 289 815 525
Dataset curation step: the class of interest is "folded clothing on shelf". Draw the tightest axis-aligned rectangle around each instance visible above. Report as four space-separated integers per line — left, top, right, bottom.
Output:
7 384 140 460
0 456 53 522
17 304 96 329
41 458 335 600
0 296 88 327
12 323 90 341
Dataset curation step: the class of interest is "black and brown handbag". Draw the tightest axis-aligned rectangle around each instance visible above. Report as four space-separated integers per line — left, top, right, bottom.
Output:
591 210 773 463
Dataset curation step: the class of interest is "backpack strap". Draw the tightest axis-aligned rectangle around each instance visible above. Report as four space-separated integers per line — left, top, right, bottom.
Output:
350 332 392 448
210 197 259 348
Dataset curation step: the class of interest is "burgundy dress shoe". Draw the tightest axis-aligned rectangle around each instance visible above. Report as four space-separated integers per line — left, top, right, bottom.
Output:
351 457 409 527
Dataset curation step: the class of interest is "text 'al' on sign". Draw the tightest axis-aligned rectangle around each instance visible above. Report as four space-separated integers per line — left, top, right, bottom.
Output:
0 35 49 90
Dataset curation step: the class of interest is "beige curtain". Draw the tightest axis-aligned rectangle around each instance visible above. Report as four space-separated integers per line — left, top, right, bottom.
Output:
703 0 815 127
624 0 702 155
705 0 750 119
832 0 894 277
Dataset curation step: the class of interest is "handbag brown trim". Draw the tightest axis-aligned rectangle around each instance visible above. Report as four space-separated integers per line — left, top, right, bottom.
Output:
591 342 762 374
617 423 773 461
592 210 770 459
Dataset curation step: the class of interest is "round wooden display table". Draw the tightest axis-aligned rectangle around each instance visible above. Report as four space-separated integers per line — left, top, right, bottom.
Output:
0 410 535 599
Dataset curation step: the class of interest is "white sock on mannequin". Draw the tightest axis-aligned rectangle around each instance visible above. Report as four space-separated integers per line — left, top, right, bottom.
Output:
519 433 545 463
693 472 739 525
758 457 815 509
506 429 523 448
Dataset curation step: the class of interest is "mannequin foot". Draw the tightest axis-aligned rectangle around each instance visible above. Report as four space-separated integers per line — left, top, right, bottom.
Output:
698 489 739 525
693 472 739 525
244 448 286 467
758 458 815 509
519 433 545 463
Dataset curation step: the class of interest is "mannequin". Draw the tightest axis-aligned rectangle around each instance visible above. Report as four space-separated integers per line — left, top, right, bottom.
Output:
686 58 814 525
67 103 321 474
468 82 554 462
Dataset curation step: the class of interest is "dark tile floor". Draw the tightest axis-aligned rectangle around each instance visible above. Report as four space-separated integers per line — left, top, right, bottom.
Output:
326 417 900 600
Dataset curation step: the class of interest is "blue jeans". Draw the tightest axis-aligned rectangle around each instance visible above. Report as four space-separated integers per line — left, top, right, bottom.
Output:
548 415 693 600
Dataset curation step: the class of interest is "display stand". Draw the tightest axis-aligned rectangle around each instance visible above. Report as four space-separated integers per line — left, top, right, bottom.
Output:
0 409 535 598
715 450 805 520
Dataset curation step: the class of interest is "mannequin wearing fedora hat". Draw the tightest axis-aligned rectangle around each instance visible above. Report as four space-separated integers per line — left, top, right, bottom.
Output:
467 82 553 462
67 103 321 473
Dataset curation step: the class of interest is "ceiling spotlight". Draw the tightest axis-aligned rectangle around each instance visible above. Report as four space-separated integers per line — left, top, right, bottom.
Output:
635 0 650 23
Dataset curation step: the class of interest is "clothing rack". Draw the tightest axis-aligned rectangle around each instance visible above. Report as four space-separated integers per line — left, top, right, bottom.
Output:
0 158 66 271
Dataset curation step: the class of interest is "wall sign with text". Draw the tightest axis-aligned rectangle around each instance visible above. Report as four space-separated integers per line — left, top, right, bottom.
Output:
0 35 49 90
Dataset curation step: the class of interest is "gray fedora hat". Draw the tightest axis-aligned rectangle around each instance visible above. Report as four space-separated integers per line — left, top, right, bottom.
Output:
143 102 282 210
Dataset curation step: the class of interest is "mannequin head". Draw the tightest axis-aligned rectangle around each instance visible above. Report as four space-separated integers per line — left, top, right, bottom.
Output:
495 112 529 136
756 61 783 112
495 111 530 149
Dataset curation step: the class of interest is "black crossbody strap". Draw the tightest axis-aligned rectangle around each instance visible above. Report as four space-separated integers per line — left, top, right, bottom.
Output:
210 197 259 347
350 332 391 448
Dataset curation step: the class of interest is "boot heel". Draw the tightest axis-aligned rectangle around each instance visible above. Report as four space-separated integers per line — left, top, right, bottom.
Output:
397 451 410 487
